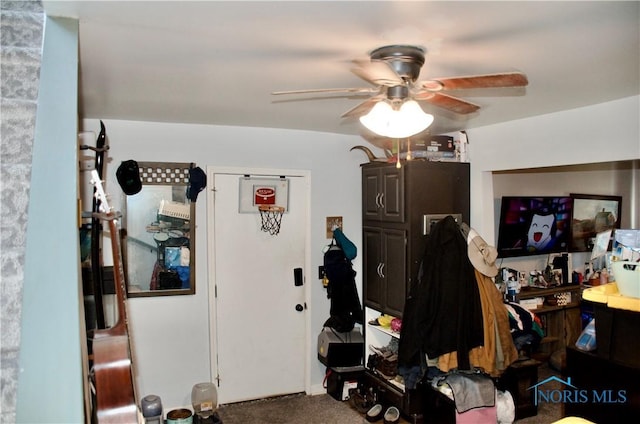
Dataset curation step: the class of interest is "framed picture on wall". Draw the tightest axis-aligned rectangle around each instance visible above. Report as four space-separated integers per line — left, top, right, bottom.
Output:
570 193 622 252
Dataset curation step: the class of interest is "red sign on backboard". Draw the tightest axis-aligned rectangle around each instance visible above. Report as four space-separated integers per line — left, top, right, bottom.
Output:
254 186 276 205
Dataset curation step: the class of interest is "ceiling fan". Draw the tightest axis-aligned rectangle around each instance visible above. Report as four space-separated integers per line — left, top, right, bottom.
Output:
272 44 529 128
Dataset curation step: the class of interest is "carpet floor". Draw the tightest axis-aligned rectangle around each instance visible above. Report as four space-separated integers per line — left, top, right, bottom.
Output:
513 363 563 424
217 392 364 423
216 365 563 424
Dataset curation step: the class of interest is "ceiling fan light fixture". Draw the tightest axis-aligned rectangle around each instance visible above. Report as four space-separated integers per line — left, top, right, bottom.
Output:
359 100 433 138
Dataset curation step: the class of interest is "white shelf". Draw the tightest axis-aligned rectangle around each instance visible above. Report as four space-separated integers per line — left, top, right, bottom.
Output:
368 323 400 339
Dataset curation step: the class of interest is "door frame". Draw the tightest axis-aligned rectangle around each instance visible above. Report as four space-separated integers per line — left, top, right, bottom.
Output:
206 166 313 399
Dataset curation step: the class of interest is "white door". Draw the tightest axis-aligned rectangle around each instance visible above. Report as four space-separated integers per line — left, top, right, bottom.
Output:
208 168 309 404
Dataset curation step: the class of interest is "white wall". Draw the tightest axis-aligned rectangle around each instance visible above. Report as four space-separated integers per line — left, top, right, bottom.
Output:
493 162 637 229
81 95 639 413
492 162 638 275
467 96 640 241
81 119 367 410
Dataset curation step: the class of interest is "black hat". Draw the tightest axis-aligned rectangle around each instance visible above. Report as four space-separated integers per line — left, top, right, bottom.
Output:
187 166 207 202
116 160 142 195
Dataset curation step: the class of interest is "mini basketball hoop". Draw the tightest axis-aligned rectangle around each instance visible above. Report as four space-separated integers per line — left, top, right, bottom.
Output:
258 205 285 235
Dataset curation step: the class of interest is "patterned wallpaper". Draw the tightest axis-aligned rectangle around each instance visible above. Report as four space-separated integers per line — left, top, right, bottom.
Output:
0 1 43 422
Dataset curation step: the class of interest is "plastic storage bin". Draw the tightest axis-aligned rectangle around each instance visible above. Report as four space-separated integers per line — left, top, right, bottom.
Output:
326 366 364 401
612 261 640 299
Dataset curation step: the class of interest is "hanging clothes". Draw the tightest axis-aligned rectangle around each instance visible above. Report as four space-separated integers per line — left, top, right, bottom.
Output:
323 238 363 333
332 227 357 260
398 215 484 388
436 269 519 376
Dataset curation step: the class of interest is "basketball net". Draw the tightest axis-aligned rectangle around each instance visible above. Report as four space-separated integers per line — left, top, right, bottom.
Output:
258 205 284 235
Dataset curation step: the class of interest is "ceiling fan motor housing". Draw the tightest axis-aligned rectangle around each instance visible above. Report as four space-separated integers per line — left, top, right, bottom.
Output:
370 45 426 83
386 85 410 103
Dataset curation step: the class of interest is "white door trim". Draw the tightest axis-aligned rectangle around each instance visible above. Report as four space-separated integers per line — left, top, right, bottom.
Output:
206 166 312 398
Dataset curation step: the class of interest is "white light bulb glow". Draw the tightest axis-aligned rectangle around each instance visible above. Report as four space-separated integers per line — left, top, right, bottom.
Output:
359 100 434 138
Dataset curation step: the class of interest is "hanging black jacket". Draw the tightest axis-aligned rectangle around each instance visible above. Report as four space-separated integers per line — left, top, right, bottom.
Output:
398 215 484 378
323 244 363 332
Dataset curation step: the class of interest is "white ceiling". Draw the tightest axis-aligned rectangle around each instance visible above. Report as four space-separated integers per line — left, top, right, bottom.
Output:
43 1 639 139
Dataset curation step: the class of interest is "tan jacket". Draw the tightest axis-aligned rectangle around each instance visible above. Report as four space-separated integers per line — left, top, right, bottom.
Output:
437 269 519 376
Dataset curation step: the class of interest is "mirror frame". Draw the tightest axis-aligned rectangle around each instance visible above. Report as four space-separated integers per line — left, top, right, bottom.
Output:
123 161 196 297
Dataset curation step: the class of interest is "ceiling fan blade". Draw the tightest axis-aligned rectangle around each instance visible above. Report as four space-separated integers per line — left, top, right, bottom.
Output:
420 72 529 91
272 87 378 96
415 92 480 115
341 95 385 119
351 59 404 87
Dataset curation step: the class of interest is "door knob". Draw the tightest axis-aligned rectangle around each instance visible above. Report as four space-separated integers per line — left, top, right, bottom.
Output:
295 304 304 312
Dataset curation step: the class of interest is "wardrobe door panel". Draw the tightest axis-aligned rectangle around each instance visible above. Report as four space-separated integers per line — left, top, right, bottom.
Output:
380 167 404 222
383 228 407 317
363 168 382 220
363 227 384 311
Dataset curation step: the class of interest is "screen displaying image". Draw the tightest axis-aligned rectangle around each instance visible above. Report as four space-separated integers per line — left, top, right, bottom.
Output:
497 196 573 258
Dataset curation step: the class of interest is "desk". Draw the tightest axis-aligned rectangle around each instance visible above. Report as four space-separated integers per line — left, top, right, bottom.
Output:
518 286 582 357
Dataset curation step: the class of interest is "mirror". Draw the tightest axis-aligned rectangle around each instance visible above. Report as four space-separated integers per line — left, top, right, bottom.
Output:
123 162 196 297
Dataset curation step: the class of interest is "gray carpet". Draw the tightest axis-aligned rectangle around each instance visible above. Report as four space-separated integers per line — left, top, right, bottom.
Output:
514 364 563 424
216 365 563 424
217 392 365 424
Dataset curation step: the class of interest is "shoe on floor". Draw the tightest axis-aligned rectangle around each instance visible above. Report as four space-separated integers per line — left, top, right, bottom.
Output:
383 406 400 424
365 403 384 422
